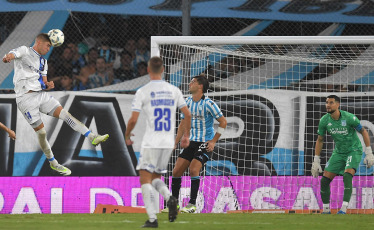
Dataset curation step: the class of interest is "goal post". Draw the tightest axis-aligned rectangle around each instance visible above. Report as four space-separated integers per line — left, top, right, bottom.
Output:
152 36 374 214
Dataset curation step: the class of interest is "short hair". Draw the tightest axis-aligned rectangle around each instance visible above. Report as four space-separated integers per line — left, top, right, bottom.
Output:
120 50 132 58
327 95 340 102
193 74 209 93
148 56 163 74
96 56 106 63
36 33 51 44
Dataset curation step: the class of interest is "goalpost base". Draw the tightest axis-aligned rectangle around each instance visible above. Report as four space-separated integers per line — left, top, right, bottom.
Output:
227 209 374 214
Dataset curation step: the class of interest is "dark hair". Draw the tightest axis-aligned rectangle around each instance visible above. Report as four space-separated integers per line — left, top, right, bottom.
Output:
96 56 106 63
121 50 132 58
193 74 209 93
327 95 340 102
148 56 163 74
36 33 51 43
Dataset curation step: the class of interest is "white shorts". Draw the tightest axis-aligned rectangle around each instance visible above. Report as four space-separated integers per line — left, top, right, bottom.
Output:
16 91 61 128
136 148 173 174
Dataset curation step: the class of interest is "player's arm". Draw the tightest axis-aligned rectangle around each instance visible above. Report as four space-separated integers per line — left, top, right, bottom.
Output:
43 75 55 90
175 118 187 149
179 106 191 148
206 115 227 152
360 126 374 168
125 111 140 145
315 135 324 157
2 53 15 63
311 135 324 178
0 122 16 140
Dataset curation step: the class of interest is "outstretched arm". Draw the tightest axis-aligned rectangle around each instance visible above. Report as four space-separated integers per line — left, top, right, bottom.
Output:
125 111 140 145
0 122 16 140
206 115 227 152
2 53 15 63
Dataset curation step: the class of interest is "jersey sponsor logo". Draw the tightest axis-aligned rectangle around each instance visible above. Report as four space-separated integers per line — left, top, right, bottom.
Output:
341 120 346 126
150 92 155 98
192 113 204 120
329 127 348 135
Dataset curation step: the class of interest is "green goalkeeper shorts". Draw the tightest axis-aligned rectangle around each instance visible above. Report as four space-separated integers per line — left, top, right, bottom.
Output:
324 149 362 175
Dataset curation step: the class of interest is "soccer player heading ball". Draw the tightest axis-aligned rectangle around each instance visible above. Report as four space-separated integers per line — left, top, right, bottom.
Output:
312 95 374 214
2 33 109 176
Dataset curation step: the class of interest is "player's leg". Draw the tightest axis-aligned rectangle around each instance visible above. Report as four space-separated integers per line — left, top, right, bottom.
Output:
321 152 344 214
170 143 196 204
152 149 178 222
181 143 210 213
137 148 158 227
34 123 71 176
320 171 335 214
339 150 361 214
139 170 158 228
51 106 109 146
17 93 70 175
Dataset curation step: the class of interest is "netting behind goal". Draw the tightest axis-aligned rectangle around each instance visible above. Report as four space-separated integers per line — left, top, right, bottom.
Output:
152 36 374 214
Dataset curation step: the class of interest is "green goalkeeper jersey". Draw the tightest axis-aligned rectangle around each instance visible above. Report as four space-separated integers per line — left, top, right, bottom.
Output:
317 110 362 154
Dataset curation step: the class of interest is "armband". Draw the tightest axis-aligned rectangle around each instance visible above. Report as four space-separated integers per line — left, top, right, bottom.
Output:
217 127 225 134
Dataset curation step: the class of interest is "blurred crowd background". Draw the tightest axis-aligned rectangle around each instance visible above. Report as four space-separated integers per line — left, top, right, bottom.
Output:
1 8 374 94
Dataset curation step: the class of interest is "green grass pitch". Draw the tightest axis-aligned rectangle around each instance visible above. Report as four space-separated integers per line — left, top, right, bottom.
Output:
0 213 373 230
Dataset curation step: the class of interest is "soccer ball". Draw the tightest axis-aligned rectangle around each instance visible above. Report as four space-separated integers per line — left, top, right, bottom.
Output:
48 29 64 47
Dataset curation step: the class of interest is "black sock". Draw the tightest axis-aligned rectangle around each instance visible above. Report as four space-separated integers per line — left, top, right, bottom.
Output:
189 176 200 205
171 177 182 200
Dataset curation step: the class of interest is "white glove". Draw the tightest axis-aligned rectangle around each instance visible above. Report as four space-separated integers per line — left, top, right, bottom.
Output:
311 155 322 178
364 146 374 168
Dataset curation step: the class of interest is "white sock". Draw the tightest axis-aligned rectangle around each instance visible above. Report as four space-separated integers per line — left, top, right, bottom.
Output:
152 178 171 202
323 203 330 212
36 128 58 167
59 109 96 141
341 201 348 212
141 184 157 222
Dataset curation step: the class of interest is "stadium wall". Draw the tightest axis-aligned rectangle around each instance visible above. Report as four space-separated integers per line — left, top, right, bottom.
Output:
0 91 374 213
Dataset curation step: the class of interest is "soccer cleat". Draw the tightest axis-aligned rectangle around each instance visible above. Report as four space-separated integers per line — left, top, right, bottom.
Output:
50 164 71 176
161 204 180 213
180 203 196 213
321 211 331 214
141 220 158 228
337 210 346 214
167 196 178 222
91 134 109 146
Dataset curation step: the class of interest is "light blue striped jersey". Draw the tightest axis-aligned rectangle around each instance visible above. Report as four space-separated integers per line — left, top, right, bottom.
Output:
181 95 223 142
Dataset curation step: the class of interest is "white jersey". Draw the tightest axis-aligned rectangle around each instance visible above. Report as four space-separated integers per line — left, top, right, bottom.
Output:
132 80 186 148
9 46 48 98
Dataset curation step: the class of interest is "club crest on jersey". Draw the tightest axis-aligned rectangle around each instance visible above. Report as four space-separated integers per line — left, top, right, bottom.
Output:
150 92 155 98
341 120 346 126
198 105 203 110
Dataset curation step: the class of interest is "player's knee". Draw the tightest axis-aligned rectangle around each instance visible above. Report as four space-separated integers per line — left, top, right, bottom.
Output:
189 167 201 177
172 168 183 177
31 119 43 129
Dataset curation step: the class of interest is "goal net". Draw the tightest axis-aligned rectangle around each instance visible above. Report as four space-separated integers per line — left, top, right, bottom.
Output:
151 36 374 214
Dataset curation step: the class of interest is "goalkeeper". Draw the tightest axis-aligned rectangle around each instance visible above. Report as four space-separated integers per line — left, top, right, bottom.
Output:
312 95 374 214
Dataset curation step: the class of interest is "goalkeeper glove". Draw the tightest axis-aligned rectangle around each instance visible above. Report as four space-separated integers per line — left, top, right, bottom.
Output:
311 155 322 178
364 146 374 168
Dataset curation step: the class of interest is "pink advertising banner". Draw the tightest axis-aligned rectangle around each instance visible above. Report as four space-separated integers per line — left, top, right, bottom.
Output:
0 176 373 214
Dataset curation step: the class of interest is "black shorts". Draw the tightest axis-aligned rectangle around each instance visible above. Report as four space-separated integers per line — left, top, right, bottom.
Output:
178 141 211 164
